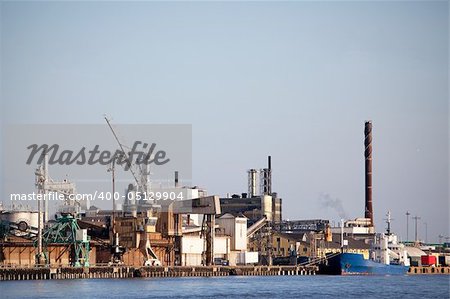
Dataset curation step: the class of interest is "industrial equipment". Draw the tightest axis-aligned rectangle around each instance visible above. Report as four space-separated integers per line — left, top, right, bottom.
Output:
105 117 162 265
173 196 221 266
34 152 78 265
36 213 90 267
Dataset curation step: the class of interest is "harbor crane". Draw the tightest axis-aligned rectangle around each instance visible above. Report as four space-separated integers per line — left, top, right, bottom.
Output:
34 153 89 266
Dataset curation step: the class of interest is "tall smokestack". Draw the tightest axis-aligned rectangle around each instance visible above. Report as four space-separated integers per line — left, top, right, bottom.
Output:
260 156 272 195
364 121 374 226
248 169 258 197
267 156 272 194
175 171 179 188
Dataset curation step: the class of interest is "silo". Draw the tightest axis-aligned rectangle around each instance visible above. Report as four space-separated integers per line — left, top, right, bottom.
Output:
261 195 273 222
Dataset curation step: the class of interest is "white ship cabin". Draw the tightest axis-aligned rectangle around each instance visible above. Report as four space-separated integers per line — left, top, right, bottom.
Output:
371 233 410 266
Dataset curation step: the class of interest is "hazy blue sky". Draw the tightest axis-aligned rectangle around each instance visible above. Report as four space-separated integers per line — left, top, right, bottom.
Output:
1 1 448 242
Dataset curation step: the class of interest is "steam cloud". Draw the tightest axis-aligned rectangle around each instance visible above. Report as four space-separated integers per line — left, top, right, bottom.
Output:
319 193 348 220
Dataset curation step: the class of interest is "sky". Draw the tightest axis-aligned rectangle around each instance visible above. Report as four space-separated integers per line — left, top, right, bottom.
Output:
0 1 448 242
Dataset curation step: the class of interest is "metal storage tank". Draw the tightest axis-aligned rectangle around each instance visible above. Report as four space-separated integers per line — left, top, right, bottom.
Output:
261 195 273 221
216 213 248 251
0 210 39 237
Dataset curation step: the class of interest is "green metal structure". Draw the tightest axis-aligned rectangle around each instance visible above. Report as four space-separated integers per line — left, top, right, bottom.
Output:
35 214 90 267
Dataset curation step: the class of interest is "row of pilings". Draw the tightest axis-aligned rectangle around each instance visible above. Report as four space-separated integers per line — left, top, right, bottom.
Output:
0 265 318 281
408 266 450 275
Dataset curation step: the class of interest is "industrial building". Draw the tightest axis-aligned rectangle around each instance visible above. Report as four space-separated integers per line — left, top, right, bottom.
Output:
181 227 230 266
179 213 255 266
219 194 282 225
2 121 449 275
271 232 311 258
219 157 282 225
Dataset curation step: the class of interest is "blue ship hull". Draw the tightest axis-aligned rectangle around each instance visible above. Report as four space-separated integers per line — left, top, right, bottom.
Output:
319 253 409 275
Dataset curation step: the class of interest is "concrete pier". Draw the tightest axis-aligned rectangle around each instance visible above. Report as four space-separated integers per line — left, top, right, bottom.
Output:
408 266 450 275
0 265 318 281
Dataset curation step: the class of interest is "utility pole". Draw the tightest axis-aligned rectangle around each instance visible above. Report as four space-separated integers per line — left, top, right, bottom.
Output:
108 158 116 233
43 153 48 224
37 184 43 265
108 157 120 263
413 216 421 243
35 152 48 266
406 211 410 242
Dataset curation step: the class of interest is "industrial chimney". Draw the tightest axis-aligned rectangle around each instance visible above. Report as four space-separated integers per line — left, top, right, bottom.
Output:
364 121 374 227
267 155 272 195
248 169 258 197
260 156 272 195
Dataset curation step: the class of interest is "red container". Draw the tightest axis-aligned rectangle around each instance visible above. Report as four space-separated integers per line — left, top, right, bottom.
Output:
421 255 437 266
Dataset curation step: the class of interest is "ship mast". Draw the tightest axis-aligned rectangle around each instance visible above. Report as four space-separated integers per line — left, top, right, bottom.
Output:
385 211 393 235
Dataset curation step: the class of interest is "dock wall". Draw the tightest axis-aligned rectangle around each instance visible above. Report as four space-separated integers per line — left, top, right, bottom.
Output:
408 266 450 275
0 265 318 281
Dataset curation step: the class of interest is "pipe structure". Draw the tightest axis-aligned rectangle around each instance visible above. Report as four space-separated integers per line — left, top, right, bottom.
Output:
364 121 374 227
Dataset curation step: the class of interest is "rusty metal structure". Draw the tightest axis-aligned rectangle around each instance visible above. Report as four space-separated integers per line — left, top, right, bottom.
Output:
364 121 374 227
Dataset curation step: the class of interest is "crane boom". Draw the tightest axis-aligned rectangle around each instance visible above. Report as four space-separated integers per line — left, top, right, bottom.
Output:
104 116 142 190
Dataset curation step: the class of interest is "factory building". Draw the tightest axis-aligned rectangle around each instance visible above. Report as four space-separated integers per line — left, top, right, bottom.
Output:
86 201 183 266
180 213 251 266
80 175 207 267
219 156 282 226
219 194 282 226
270 232 311 258
181 229 230 266
216 213 247 251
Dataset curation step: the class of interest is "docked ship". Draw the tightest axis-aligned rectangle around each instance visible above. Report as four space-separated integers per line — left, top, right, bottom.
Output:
321 212 410 275
319 123 409 275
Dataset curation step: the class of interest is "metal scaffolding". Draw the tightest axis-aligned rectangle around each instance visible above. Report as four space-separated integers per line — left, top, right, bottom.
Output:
35 214 90 267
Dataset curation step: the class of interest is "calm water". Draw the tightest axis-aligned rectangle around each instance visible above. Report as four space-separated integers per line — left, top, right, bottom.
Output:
1 275 449 298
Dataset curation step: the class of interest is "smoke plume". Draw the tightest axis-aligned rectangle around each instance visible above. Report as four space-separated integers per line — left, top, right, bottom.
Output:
319 193 348 220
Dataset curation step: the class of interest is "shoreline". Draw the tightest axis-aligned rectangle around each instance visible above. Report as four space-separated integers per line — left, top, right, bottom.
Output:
0 265 318 281
1 265 449 281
